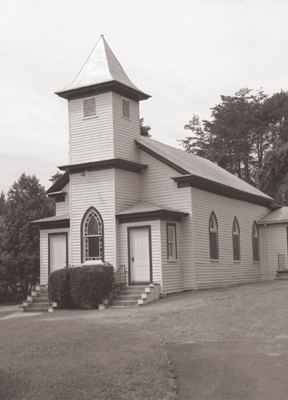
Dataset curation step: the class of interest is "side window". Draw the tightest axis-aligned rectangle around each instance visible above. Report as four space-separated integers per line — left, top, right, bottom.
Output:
232 217 241 261
82 207 103 262
209 212 219 260
252 222 260 262
167 223 177 260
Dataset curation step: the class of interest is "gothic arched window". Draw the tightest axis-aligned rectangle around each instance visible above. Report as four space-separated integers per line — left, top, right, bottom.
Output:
232 217 240 261
252 222 259 262
209 212 219 260
82 207 104 263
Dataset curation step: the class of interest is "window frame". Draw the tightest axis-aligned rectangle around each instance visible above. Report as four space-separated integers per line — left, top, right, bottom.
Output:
209 212 219 260
82 96 97 120
81 207 104 264
166 223 177 260
232 217 241 261
121 97 131 120
252 222 260 262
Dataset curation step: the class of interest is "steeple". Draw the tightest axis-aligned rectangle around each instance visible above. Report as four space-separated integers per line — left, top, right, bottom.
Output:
55 35 150 101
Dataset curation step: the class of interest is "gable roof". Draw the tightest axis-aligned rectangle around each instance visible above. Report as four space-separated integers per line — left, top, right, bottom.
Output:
55 35 150 101
258 207 288 225
136 136 273 205
46 171 69 194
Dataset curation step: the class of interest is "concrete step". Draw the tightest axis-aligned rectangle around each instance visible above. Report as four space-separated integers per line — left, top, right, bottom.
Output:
119 290 144 296
122 285 148 290
110 300 138 307
32 299 49 304
29 303 49 308
27 308 48 313
115 295 140 300
276 275 288 280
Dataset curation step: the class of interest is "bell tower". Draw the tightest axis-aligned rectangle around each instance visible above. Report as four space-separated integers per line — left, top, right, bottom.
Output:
55 35 150 165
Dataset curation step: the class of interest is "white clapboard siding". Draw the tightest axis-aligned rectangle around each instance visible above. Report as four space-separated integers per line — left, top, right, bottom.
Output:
112 93 140 162
139 150 194 290
114 169 141 268
118 220 162 286
55 183 70 215
264 224 288 277
191 187 270 289
68 92 114 164
70 169 116 267
160 220 183 293
40 229 70 285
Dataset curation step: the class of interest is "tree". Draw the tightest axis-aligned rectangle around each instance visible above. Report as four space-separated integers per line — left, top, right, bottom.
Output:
0 173 55 299
0 191 6 217
257 139 288 205
180 89 288 187
49 171 64 184
140 118 151 138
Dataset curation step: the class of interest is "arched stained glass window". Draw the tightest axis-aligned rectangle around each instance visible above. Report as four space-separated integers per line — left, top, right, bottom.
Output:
209 212 219 260
82 208 103 262
232 217 240 261
252 222 259 262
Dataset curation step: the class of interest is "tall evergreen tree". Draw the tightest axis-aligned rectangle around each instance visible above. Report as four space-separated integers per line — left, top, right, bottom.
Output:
0 173 55 298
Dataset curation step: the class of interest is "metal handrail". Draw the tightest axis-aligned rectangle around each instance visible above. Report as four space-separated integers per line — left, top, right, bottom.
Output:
278 253 285 270
109 265 127 300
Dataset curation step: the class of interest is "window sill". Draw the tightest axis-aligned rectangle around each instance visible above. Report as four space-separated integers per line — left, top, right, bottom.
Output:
233 260 241 263
167 259 178 263
82 115 98 121
210 259 219 262
253 261 260 264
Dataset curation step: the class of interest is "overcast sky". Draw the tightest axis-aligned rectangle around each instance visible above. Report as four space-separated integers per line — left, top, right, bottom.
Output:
1 0 288 194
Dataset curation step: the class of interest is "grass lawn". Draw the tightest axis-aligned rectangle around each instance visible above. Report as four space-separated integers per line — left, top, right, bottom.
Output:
1 279 288 400
0 306 177 400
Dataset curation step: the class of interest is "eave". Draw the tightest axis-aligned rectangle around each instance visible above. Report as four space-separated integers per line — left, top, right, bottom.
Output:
55 81 150 102
116 210 188 224
58 158 148 174
46 172 70 194
47 191 67 203
173 175 273 208
31 218 70 230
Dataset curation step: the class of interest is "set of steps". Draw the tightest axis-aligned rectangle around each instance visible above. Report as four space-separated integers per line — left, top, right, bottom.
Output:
19 285 50 312
275 270 288 280
109 284 160 308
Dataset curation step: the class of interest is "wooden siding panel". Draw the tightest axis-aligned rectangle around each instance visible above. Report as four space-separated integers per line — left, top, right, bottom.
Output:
139 150 194 290
191 187 270 289
160 220 183 293
265 224 288 278
115 169 141 268
40 228 70 285
118 220 162 287
69 93 114 164
113 93 140 162
114 169 141 213
55 183 70 215
70 170 116 267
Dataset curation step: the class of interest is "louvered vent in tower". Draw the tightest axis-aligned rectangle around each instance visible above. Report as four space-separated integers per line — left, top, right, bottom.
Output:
122 98 130 119
83 97 97 118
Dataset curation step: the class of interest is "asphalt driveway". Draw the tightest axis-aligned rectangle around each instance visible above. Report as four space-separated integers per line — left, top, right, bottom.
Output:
168 336 288 399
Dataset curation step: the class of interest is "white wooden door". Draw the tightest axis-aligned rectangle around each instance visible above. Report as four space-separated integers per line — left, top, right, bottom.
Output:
130 228 150 282
50 234 67 274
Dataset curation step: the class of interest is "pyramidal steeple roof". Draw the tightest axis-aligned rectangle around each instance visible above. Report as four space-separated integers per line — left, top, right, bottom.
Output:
56 35 150 101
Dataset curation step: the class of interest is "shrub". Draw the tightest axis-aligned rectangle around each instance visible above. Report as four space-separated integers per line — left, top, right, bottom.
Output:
70 264 114 308
48 268 75 309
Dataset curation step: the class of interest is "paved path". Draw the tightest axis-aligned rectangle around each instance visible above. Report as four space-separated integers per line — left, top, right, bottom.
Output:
0 304 43 319
167 336 288 400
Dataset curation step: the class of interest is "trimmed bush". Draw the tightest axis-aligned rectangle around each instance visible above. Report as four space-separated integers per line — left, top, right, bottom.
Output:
48 268 75 309
70 264 114 308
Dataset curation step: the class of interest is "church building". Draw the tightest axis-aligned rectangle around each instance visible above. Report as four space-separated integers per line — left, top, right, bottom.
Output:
33 35 281 296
